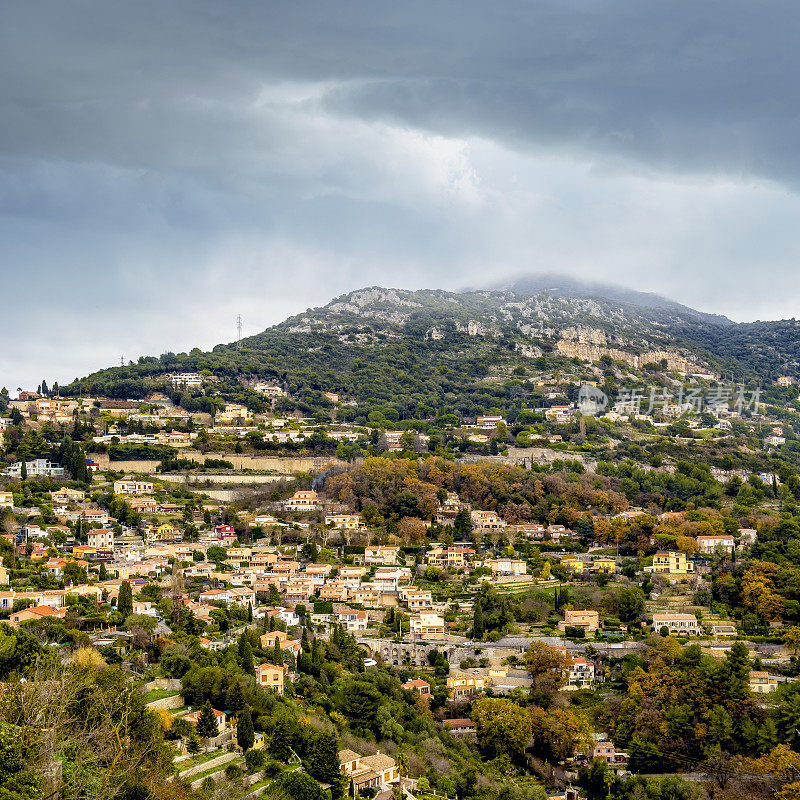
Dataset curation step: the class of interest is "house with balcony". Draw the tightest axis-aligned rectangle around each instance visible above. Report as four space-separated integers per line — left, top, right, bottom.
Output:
446 670 488 700
697 534 734 555
651 551 694 575
652 612 701 635
335 609 368 632
410 611 446 641
339 749 399 795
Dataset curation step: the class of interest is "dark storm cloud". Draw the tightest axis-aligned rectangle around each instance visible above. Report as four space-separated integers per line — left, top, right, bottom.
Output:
3 1 798 183
2 1 800 387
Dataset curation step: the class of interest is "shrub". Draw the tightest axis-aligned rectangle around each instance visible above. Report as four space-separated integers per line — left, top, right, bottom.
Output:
245 748 266 773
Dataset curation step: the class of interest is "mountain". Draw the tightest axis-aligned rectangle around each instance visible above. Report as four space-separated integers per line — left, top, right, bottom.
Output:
490 273 734 327
64 285 800 411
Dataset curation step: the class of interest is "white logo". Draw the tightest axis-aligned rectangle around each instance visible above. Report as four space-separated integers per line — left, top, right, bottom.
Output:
577 384 608 416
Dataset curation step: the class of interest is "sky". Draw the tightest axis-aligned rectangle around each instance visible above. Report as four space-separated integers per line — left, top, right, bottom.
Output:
3 1 800 389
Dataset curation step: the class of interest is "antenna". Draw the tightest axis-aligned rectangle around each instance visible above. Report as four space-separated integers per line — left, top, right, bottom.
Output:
236 315 243 349
120 355 124 367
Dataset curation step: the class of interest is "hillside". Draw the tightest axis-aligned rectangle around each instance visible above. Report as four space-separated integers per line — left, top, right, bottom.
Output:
63 285 800 411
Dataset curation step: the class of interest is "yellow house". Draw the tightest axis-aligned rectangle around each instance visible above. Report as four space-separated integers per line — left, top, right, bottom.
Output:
255 662 285 695
652 551 693 575
148 523 177 542
749 671 779 694
561 557 585 574
446 670 488 700
593 557 617 574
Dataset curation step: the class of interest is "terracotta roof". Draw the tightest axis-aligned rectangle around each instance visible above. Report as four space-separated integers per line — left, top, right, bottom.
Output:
360 753 396 771
338 749 362 765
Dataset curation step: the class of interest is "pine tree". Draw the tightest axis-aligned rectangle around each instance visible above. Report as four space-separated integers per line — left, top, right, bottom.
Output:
306 730 342 788
117 581 133 618
236 706 254 752
196 700 219 739
225 681 245 712
473 602 484 640
186 734 201 755
269 718 293 762
454 508 473 538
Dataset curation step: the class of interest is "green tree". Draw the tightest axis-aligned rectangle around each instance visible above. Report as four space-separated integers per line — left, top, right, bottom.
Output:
196 700 219 740
236 707 254 753
281 770 323 800
306 730 342 793
116 581 133 618
341 681 382 731
0 723 42 800
472 696 532 759
472 602 484 640
454 508 472 538
225 681 245 712
269 717 294 762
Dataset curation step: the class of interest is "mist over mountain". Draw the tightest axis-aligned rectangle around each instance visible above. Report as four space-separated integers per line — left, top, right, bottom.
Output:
484 274 734 327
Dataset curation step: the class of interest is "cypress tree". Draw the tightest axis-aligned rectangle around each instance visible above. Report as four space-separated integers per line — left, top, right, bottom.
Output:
473 602 484 640
273 639 283 666
236 706 254 752
117 581 133 618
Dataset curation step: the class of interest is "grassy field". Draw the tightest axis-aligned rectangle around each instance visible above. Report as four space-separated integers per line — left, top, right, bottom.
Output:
142 688 182 703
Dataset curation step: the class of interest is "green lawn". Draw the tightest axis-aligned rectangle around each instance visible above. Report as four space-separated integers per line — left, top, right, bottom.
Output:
142 688 182 703
184 756 245 784
175 750 226 772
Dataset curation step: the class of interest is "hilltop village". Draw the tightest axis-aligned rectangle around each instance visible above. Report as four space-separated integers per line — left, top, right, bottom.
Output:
2 368 800 800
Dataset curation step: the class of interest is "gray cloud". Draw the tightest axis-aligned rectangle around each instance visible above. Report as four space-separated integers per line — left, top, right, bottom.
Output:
2 1 800 388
